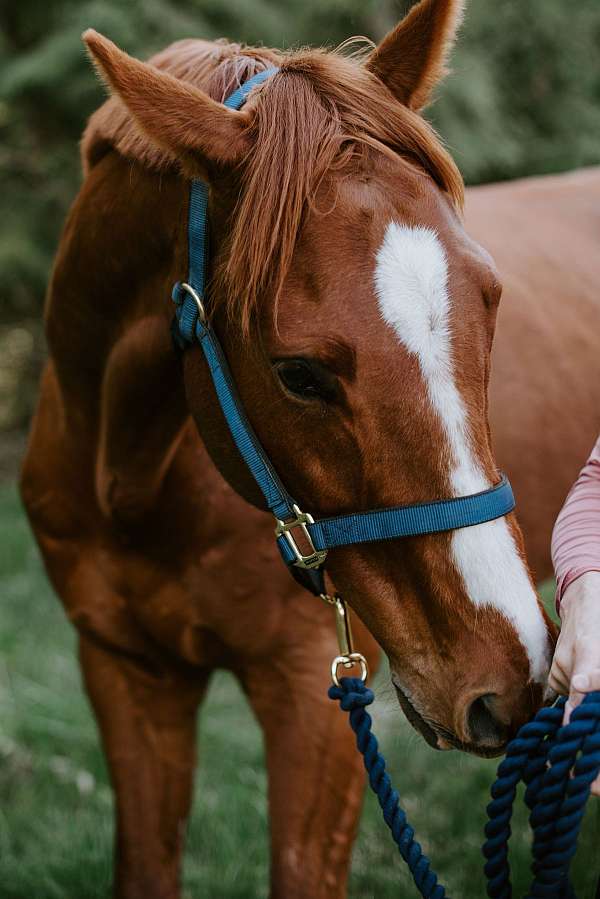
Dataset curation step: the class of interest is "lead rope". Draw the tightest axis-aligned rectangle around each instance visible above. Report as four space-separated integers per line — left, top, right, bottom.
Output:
329 676 447 899
483 692 600 898
325 596 600 899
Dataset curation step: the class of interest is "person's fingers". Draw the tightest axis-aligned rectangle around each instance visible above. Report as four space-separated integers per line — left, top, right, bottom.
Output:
549 652 571 697
567 636 600 700
571 635 600 685
549 669 569 696
592 776 600 798
564 668 600 725
565 690 585 725
572 669 600 693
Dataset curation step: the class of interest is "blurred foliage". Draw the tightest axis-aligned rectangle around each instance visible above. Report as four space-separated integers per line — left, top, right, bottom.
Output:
0 0 600 434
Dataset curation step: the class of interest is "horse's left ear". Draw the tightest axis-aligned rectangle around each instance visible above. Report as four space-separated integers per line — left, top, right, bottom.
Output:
82 30 251 174
367 0 465 111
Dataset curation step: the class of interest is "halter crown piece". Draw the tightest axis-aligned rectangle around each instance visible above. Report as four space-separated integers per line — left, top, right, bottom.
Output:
171 66 516 600
171 67 600 899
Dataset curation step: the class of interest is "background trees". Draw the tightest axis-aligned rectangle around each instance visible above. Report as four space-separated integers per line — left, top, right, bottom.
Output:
1 0 599 441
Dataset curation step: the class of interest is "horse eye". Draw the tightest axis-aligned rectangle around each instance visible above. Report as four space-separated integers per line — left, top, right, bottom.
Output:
275 359 331 402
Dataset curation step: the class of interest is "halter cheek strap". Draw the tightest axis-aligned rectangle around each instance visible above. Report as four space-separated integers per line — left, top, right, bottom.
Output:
171 67 516 597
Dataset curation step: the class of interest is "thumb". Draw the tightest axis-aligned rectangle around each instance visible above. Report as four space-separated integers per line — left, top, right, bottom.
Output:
564 637 599 724
572 673 590 692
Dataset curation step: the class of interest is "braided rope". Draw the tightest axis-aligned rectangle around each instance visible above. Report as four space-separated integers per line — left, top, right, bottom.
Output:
330 679 600 899
329 677 447 899
483 691 600 898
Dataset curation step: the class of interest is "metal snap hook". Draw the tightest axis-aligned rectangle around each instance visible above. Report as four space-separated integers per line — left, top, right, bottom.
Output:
331 653 369 687
320 593 369 686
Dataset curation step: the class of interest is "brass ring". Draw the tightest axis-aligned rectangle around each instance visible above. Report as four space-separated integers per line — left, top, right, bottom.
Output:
331 652 369 687
181 282 207 323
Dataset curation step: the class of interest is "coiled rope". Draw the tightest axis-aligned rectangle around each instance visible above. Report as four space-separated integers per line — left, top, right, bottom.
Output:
329 679 600 899
483 691 600 898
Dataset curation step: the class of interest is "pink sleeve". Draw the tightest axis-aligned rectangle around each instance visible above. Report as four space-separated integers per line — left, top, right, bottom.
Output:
551 435 600 615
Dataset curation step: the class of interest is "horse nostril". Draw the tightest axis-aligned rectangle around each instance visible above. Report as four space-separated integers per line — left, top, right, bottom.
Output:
466 694 509 747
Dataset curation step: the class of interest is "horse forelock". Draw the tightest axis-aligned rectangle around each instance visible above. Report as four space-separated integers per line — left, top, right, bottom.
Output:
81 38 464 332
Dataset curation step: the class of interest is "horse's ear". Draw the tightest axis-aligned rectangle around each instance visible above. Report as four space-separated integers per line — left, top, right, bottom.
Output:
367 0 465 111
83 30 250 173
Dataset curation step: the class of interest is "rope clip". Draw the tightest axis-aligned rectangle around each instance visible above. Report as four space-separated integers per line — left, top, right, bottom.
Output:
320 593 368 686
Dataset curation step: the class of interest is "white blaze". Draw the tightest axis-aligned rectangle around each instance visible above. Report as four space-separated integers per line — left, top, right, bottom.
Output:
374 222 549 682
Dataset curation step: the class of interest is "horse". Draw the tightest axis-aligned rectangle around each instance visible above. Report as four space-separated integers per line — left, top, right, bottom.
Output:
21 0 600 895
474 169 600 580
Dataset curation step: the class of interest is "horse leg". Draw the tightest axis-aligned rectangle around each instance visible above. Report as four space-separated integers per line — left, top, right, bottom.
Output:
79 634 209 899
241 616 380 899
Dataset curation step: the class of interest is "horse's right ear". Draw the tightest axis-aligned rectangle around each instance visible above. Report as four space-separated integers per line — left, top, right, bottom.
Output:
83 30 251 174
367 0 465 111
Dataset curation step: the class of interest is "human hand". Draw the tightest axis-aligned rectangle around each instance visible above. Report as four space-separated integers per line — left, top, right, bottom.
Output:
548 570 600 797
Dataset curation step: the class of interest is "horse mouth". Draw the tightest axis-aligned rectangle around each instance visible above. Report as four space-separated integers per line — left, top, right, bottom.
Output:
392 680 508 758
392 680 445 750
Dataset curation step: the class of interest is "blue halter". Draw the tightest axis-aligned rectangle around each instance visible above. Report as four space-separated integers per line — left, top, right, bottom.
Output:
171 67 516 597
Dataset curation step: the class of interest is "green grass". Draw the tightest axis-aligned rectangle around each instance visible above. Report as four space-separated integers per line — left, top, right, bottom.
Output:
0 482 598 898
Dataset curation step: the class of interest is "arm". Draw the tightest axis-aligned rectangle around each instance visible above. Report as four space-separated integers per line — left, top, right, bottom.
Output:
552 436 600 610
549 435 600 796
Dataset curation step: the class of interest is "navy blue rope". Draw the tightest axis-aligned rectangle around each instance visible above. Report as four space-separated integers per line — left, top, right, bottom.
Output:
330 679 600 899
483 691 600 898
329 678 447 898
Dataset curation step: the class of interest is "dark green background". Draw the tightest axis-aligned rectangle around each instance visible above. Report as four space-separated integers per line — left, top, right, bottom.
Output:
1 0 600 440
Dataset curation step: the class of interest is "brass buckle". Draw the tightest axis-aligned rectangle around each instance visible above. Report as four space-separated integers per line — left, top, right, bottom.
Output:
275 503 328 570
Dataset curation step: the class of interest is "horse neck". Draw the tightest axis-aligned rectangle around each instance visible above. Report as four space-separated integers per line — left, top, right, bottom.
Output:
45 151 198 516
47 144 267 521
46 151 187 392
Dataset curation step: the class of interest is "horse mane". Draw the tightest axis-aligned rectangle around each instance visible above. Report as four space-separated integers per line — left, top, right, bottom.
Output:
83 38 464 331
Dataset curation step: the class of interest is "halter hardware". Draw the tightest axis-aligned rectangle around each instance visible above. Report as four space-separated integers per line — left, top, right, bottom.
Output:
320 592 369 686
275 504 328 570
179 282 206 323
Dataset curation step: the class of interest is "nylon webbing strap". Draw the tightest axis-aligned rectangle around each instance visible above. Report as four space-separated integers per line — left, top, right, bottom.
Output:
172 283 295 522
187 180 209 296
276 477 515 564
223 67 279 109
170 66 517 596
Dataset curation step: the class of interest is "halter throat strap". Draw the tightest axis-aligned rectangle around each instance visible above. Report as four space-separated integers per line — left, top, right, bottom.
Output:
171 67 516 597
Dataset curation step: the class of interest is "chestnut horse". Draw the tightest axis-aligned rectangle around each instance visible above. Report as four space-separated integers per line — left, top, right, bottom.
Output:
21 0 600 895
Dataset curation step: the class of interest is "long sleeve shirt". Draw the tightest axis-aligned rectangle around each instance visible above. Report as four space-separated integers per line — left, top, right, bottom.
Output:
551 436 600 613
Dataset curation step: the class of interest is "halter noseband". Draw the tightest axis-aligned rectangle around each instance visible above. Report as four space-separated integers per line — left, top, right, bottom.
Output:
171 67 515 599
